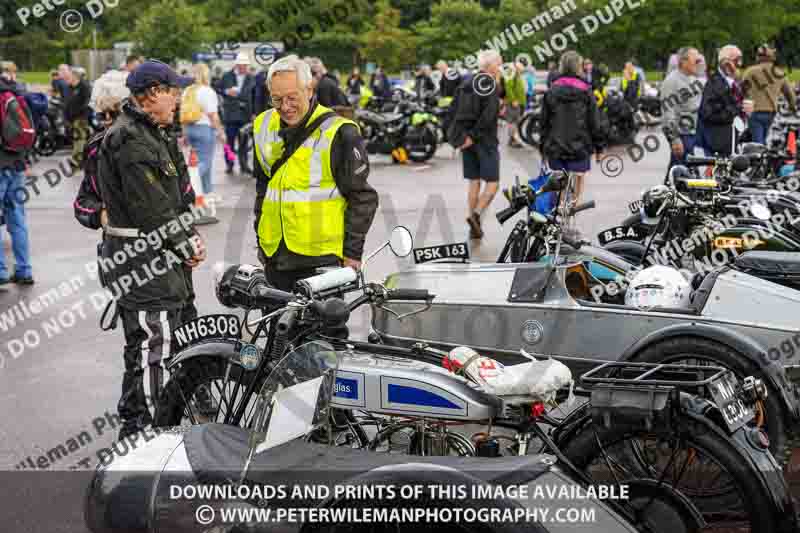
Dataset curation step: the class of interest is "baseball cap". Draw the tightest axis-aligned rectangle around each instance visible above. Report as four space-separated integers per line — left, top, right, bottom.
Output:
757 44 776 59
126 59 193 93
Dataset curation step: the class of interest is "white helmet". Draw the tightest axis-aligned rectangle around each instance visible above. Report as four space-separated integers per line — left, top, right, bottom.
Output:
625 266 692 310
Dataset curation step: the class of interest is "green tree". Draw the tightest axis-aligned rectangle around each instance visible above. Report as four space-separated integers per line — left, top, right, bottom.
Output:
130 0 214 63
413 0 494 64
361 0 418 72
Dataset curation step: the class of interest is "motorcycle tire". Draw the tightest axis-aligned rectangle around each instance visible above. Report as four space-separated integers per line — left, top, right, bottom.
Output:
517 113 533 145
35 136 56 157
237 125 254 175
561 409 778 532
521 114 541 147
154 356 370 446
633 337 789 464
153 355 266 428
404 125 438 162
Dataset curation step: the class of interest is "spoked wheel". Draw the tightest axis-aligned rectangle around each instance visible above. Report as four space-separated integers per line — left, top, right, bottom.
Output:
35 136 56 157
154 356 265 428
562 416 776 532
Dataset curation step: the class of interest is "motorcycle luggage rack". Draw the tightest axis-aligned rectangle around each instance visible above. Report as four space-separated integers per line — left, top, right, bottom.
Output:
580 361 729 433
580 360 728 393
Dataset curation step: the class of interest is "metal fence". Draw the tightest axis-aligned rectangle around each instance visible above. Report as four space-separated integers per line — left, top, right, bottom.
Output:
71 49 119 81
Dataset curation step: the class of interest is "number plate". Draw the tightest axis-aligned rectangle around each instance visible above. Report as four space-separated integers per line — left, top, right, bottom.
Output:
708 372 755 433
412 242 470 264
172 314 241 350
597 225 646 246
628 200 643 214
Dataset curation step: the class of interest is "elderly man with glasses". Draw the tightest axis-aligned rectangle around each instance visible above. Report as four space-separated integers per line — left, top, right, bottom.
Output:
252 54 378 292
697 44 753 156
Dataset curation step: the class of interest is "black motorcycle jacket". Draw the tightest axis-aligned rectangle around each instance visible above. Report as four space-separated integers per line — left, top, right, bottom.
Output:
540 75 606 160
97 100 198 311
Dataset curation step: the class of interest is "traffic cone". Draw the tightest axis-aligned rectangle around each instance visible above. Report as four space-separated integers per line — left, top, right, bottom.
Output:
187 149 218 226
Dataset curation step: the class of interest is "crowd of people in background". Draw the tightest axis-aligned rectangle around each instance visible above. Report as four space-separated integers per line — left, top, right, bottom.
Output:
1 44 799 290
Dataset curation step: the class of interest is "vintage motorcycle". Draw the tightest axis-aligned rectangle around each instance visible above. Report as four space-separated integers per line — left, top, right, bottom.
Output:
90 333 796 532
148 227 793 531
89 340 723 533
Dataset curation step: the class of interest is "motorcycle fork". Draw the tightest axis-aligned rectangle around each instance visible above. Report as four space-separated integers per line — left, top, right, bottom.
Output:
225 316 276 426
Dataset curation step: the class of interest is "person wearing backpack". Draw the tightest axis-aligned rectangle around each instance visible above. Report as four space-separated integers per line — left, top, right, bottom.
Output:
0 64 35 285
181 63 225 201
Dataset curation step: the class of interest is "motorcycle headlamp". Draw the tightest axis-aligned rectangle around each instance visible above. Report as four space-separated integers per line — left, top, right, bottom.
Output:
214 262 268 309
642 184 671 219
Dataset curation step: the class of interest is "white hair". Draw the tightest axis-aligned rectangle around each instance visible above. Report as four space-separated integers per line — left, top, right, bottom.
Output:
718 45 741 63
478 49 502 70
267 54 313 90
89 69 130 112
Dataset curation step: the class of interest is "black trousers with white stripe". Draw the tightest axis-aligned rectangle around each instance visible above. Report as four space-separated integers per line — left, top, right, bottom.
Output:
118 307 183 438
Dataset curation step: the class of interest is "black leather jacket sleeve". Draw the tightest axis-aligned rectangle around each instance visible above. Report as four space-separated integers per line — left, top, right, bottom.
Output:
331 124 377 260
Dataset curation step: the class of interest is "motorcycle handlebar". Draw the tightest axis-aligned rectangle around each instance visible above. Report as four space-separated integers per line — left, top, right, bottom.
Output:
561 234 582 250
568 200 596 216
685 155 718 166
252 283 295 307
385 289 435 301
496 204 525 225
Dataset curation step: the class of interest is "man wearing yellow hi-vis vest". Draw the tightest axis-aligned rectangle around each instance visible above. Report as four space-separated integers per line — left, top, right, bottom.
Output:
253 55 378 291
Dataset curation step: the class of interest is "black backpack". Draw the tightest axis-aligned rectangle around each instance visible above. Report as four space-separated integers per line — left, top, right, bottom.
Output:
447 76 483 148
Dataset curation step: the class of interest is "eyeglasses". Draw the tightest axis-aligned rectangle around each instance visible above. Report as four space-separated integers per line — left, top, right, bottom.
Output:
271 93 302 108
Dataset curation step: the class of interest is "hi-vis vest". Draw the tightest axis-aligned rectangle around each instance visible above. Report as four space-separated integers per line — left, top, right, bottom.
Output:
254 105 356 259
621 71 641 98
594 87 608 108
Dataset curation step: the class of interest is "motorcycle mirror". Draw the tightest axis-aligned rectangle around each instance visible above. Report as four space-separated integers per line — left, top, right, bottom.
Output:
363 226 414 265
733 116 746 134
388 226 413 257
751 202 772 221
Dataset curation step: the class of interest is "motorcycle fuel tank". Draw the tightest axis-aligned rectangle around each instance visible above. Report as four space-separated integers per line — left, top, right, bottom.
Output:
331 349 502 420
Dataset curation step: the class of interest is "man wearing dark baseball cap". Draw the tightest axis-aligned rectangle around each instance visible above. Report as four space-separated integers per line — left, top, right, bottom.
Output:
96 59 206 440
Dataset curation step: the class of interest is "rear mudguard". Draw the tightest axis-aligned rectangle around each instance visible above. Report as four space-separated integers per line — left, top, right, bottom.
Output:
621 323 800 421
166 338 243 371
554 394 795 530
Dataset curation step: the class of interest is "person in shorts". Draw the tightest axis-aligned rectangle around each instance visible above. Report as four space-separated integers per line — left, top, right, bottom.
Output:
452 50 503 240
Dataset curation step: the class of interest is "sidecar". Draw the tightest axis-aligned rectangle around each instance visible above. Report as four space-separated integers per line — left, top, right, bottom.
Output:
371 259 800 423
85 424 641 533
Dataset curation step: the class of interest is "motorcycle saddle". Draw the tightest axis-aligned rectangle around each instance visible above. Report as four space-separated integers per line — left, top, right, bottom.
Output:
184 423 554 488
734 251 800 276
